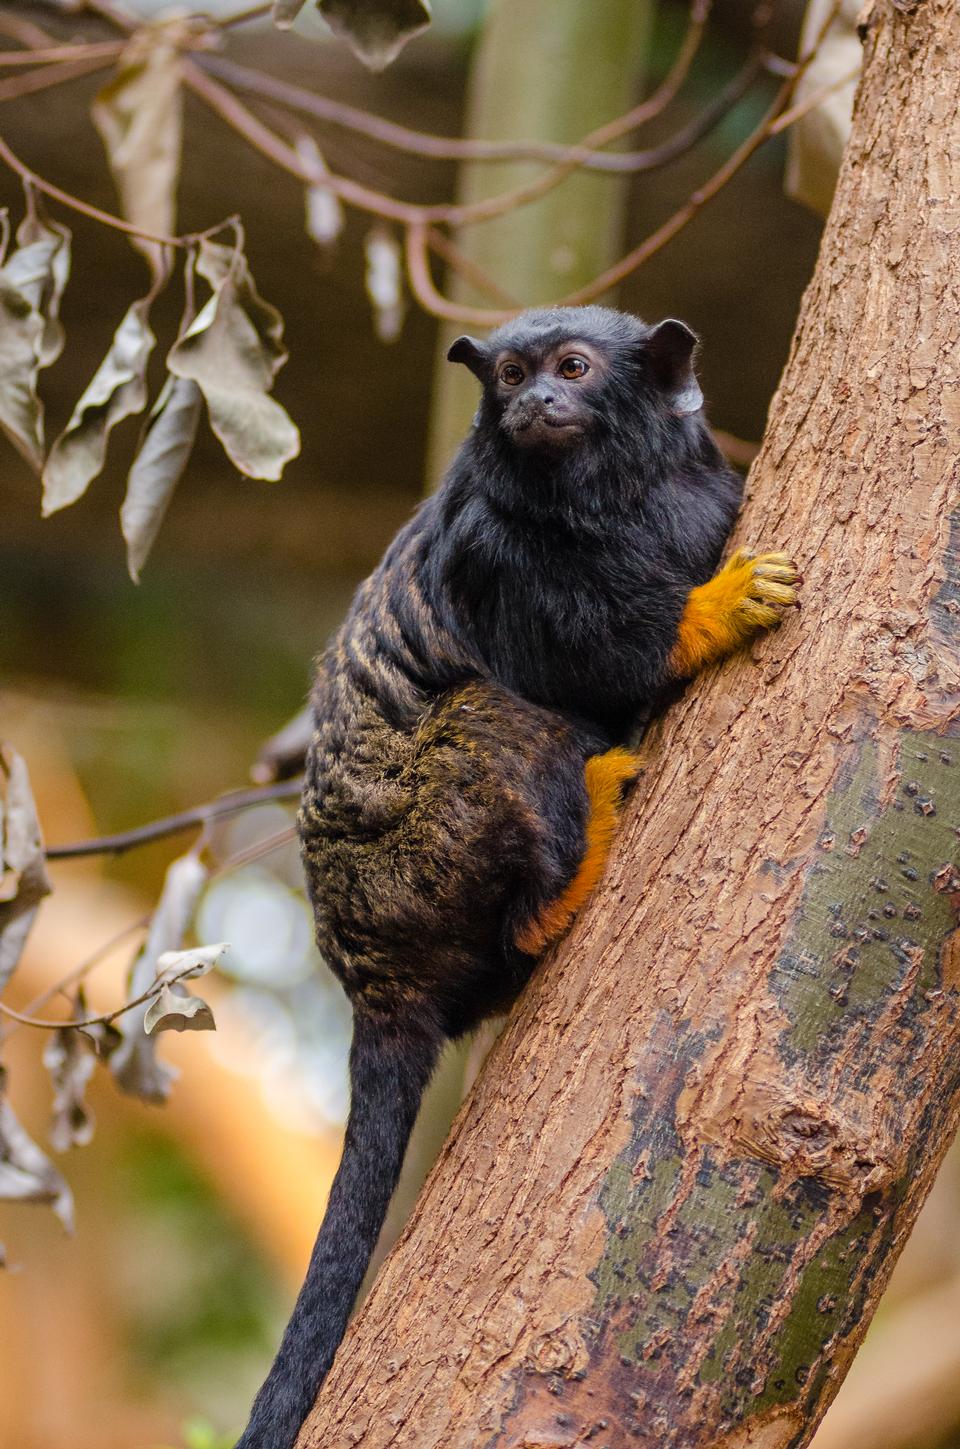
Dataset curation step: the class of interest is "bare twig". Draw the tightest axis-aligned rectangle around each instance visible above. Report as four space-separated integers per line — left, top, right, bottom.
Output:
198 0 724 178
425 227 519 309
46 780 303 860
768 67 861 136
0 131 242 250
0 916 150 1047
0 40 122 66
0 14 57 48
406 0 847 324
0 958 209 1031
0 54 117 103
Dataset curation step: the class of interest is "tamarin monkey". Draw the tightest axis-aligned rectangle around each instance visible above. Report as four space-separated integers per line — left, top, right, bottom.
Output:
237 306 798 1447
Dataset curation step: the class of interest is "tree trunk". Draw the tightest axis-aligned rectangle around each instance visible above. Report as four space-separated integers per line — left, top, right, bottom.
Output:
299 2 960 1444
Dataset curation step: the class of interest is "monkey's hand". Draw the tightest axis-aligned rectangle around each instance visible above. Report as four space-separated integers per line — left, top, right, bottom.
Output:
668 549 799 678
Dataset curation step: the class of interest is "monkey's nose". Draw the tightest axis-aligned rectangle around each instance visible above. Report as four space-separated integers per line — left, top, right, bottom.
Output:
529 384 556 408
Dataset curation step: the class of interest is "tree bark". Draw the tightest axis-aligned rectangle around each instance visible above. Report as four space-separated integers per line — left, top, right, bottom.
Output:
299 2 960 1444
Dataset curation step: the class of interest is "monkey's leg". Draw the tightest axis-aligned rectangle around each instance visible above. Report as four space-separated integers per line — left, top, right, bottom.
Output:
668 549 799 678
514 746 641 957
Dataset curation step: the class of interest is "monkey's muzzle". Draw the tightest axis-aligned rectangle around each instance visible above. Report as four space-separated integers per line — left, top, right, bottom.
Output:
504 397 586 450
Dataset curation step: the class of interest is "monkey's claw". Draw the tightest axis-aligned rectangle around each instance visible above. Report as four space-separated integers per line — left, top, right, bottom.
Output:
729 549 800 630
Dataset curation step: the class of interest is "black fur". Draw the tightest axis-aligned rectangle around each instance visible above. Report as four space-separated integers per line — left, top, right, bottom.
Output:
236 307 743 1448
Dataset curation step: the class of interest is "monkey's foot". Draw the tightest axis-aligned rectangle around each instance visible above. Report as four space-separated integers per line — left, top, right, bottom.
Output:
669 549 800 677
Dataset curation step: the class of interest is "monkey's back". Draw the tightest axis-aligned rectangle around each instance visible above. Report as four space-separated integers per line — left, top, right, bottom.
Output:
298 532 597 1036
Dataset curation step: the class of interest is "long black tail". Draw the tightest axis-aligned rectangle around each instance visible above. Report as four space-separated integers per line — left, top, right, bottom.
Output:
237 1011 442 1449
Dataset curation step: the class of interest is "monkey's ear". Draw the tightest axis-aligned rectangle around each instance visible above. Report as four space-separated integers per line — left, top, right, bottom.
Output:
644 319 703 416
447 335 488 380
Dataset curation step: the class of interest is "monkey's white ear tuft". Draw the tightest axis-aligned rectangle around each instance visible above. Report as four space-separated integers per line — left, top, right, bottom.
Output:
447 335 488 380
645 319 703 416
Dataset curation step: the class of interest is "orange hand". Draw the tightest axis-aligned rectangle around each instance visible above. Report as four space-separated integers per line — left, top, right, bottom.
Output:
669 549 799 678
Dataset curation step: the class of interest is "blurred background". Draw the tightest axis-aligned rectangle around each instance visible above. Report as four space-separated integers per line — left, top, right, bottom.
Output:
3 1 954 1446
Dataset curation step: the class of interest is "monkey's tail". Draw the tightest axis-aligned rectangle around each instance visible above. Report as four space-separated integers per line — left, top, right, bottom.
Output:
236 1009 442 1449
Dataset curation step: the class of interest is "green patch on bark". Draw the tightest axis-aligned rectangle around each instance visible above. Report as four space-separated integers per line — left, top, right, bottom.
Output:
775 727 959 1054
589 724 959 1416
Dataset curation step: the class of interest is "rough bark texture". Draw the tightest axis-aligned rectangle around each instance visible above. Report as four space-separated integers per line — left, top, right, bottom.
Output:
299 3 960 1445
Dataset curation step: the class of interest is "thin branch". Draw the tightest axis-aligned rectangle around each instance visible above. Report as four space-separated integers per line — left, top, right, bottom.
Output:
0 14 58 48
406 224 512 326
0 40 122 66
425 227 519 309
0 958 207 1031
0 131 239 248
768 67 861 136
0 130 184 245
0 916 150 1047
407 0 848 324
0 54 116 104
183 60 425 225
46 779 302 860
200 0 717 177
209 823 297 876
0 809 298 1042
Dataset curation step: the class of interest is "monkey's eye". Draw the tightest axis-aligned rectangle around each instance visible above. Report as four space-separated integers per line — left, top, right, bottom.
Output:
499 362 525 386
558 356 589 380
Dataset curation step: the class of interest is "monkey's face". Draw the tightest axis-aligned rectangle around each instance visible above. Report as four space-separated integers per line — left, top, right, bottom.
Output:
487 338 607 451
448 306 704 459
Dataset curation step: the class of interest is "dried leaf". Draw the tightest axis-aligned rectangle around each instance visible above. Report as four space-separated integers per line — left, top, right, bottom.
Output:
785 0 861 217
42 298 156 516
0 745 51 995
5 185 71 369
109 851 208 1104
318 0 431 70
0 1066 73 1235
43 1024 96 1152
144 983 215 1035
273 0 308 26
167 241 300 481
157 942 228 980
121 375 202 581
0 268 44 469
295 133 345 253
364 224 405 343
92 17 186 275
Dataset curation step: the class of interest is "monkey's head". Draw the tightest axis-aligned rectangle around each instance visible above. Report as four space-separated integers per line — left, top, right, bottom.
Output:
447 305 703 456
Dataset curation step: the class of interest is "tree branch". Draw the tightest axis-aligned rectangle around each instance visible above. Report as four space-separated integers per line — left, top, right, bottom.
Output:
45 780 302 860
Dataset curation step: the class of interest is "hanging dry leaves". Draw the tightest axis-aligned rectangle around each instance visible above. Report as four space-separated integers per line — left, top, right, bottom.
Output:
42 297 156 516
295 133 345 254
0 184 72 470
43 1018 96 1153
5 184 71 370
0 1066 74 1254
108 851 209 1104
0 745 51 996
167 239 300 481
121 375 203 581
364 224 405 342
92 16 190 275
318 0 432 70
144 984 215 1035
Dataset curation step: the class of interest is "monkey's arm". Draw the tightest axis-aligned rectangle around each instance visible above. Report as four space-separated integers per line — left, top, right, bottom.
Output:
668 549 799 678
